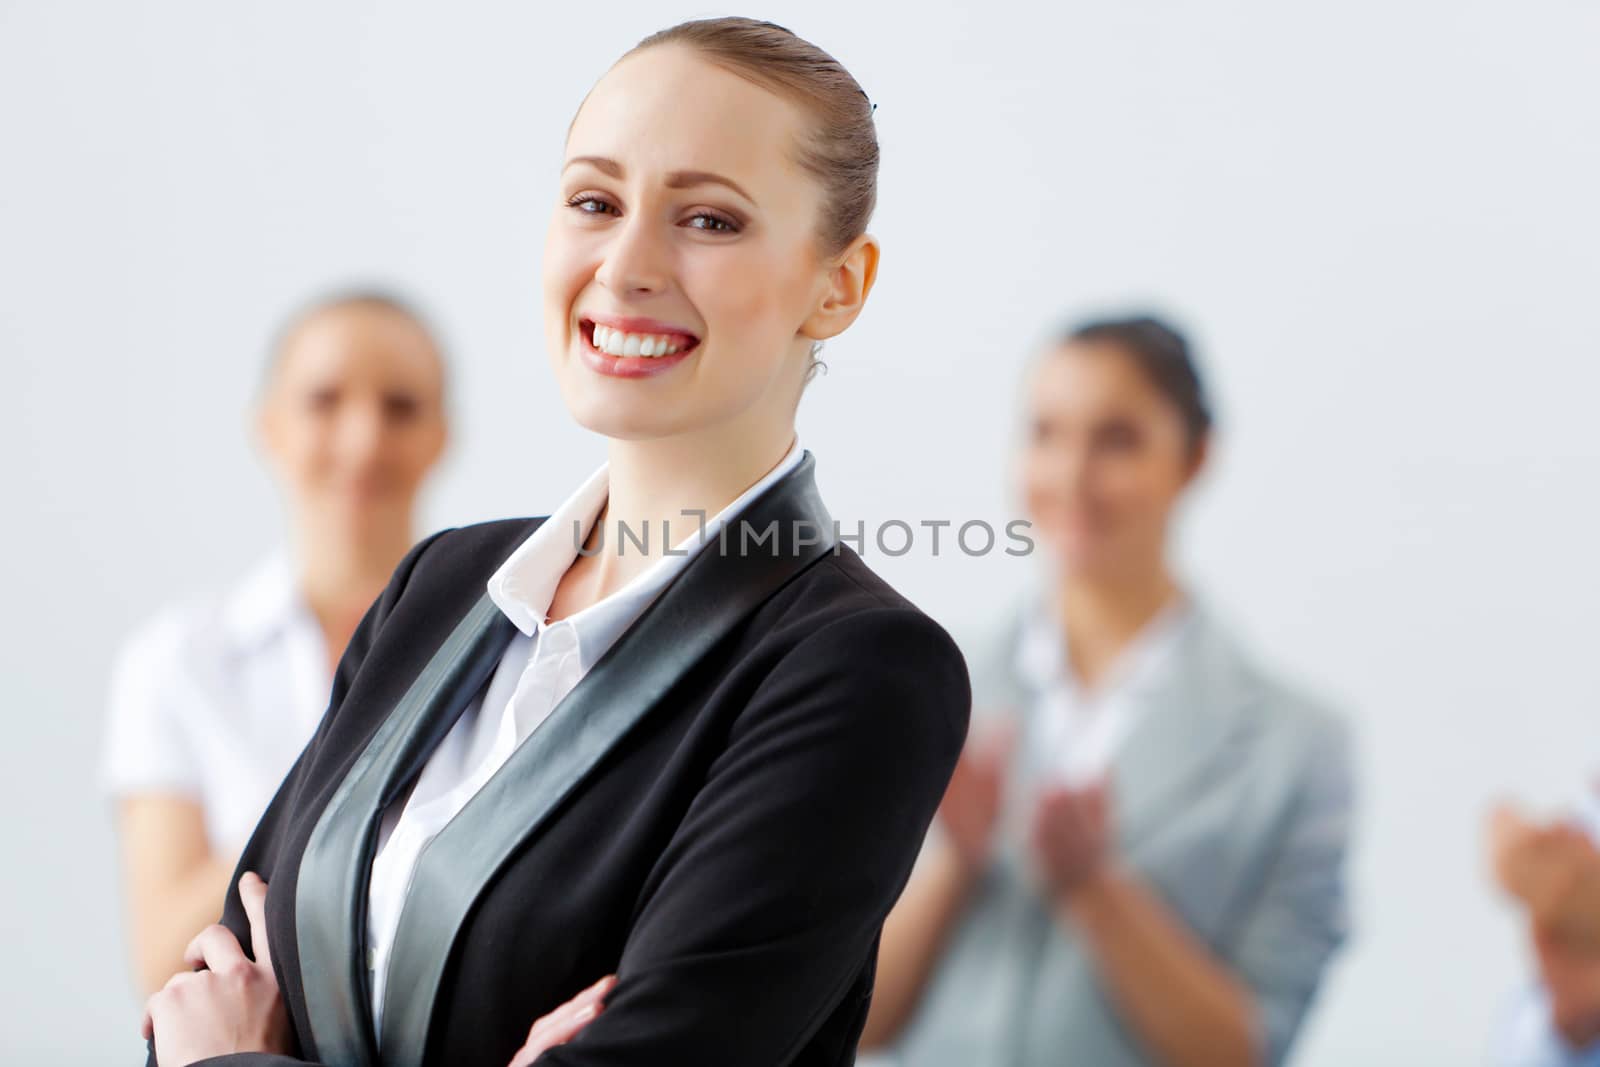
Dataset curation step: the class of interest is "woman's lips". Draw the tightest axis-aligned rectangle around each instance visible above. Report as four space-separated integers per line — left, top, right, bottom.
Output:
584 312 700 344
577 318 699 380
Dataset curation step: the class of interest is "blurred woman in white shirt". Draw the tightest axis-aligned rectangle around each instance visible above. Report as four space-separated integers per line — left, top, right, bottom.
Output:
101 289 449 994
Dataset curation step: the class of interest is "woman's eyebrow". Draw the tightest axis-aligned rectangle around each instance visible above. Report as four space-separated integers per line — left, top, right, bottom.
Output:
563 156 757 206
664 170 756 206
564 155 624 177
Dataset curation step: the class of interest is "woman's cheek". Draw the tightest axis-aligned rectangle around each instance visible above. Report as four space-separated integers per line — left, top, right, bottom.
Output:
1094 472 1141 531
542 242 590 332
1104 478 1168 546
1020 470 1052 528
695 246 787 338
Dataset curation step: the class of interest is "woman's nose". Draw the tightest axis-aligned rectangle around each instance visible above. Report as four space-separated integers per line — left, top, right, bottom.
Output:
1041 442 1091 496
1061 447 1093 493
593 215 670 295
333 400 387 467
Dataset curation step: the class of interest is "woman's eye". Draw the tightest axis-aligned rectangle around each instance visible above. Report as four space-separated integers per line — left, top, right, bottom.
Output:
566 194 619 217
1028 417 1063 444
1096 424 1141 452
384 394 420 421
686 212 739 233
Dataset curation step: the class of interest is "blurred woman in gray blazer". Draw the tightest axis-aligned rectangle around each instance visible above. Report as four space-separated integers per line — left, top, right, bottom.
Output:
861 314 1355 1067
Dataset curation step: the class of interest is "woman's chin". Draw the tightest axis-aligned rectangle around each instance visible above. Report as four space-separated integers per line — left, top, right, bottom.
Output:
562 393 683 441
1052 544 1119 582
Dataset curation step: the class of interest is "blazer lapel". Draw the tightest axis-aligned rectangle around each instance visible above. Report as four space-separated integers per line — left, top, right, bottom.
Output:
377 452 837 1067
295 592 521 1067
1112 607 1257 858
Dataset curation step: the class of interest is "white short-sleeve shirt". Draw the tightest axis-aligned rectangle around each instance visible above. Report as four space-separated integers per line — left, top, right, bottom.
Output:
100 550 332 855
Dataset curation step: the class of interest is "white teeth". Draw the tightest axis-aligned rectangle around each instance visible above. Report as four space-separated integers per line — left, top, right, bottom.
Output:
588 324 690 358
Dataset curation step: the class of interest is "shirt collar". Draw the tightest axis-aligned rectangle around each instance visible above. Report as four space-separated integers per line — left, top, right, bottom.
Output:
221 549 302 651
1015 589 1194 698
1016 595 1067 689
486 437 806 666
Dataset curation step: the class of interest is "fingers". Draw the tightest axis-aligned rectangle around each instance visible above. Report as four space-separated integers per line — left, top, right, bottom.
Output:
1030 785 1077 851
551 975 616 1025
1058 788 1097 842
972 720 1020 775
973 714 1019 759
1487 804 1524 879
1085 778 1111 833
514 976 616 1063
1032 783 1071 823
141 970 203 1040
1487 799 1520 825
958 712 1016 774
526 975 616 1039
1034 782 1103 830
578 973 617 1003
532 999 599 1049
1030 782 1109 866
183 923 248 974
239 871 273 971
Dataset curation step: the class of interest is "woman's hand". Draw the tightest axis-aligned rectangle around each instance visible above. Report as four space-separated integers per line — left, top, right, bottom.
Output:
506 974 617 1067
142 871 291 1066
1489 802 1600 950
937 716 1015 875
1029 776 1112 903
1533 924 1600 1047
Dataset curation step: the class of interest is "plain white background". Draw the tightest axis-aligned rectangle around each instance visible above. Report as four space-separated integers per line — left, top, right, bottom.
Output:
3 2 1597 1063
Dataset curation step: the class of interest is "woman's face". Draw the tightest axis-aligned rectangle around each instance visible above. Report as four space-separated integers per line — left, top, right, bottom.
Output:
543 45 840 442
1020 341 1204 581
257 305 448 537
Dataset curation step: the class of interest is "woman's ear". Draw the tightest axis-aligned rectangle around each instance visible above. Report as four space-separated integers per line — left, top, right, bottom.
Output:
424 412 451 471
1181 431 1213 487
800 233 880 343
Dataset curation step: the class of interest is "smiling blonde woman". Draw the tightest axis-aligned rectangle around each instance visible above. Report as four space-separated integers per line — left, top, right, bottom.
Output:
139 17 969 1067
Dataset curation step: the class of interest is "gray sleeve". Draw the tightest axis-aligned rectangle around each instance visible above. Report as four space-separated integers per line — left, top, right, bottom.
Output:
1224 714 1356 1067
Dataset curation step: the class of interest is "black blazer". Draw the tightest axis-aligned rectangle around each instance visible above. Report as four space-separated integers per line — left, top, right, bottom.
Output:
155 454 970 1067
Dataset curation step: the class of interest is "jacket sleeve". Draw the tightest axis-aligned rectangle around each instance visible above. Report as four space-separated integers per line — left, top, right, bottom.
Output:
1225 712 1356 1067
146 527 454 1067
535 606 971 1066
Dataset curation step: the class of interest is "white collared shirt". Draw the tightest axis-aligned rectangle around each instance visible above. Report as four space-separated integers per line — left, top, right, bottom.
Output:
1014 593 1192 786
364 437 805 1035
100 551 332 854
